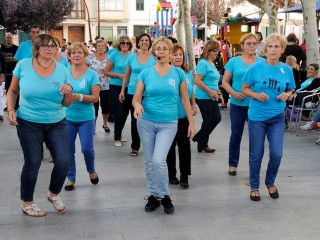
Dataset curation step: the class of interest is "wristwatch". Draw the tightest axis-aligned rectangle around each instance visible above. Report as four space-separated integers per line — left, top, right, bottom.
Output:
79 94 83 102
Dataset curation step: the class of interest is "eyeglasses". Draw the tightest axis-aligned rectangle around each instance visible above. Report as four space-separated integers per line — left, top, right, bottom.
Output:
70 51 84 55
155 47 169 51
307 68 316 71
41 44 57 50
244 42 257 46
120 42 131 46
210 49 219 52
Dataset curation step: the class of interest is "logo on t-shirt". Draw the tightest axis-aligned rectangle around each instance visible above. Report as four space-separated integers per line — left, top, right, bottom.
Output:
53 82 61 89
79 78 86 88
168 79 176 87
263 78 281 93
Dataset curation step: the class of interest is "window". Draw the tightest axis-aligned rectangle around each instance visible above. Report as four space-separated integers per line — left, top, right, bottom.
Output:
136 0 144 11
117 27 127 36
69 0 85 19
100 0 122 11
98 27 113 39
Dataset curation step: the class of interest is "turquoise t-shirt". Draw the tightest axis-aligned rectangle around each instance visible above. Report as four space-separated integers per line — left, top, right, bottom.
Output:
59 56 69 68
194 58 220 99
14 40 33 61
65 67 100 122
138 66 186 122
107 50 132 86
224 56 265 106
126 53 156 95
13 58 69 123
243 61 296 121
178 71 194 119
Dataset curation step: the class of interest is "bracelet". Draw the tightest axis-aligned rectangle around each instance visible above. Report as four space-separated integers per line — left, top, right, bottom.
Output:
68 84 73 91
79 94 83 102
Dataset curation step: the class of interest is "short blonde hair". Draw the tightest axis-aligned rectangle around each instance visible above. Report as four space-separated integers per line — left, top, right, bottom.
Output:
68 42 89 57
115 35 133 51
201 40 220 60
239 33 258 45
263 33 287 54
151 37 173 57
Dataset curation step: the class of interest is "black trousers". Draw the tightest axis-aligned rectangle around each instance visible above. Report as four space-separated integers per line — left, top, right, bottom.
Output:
126 94 140 151
193 99 221 148
166 117 191 179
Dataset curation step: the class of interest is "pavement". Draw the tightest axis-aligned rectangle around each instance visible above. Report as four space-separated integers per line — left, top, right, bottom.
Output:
1 94 320 240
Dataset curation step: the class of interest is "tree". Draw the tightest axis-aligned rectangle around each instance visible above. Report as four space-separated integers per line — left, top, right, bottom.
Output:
191 0 226 26
301 0 319 65
229 0 299 33
1 0 74 33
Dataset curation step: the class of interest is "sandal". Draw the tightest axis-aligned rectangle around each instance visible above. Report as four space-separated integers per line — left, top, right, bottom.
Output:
22 203 46 217
130 150 138 156
250 189 260 201
267 185 279 199
47 193 66 212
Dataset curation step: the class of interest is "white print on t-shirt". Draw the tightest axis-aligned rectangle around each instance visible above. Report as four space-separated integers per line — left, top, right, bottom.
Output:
79 78 86 88
280 68 284 74
169 79 176 87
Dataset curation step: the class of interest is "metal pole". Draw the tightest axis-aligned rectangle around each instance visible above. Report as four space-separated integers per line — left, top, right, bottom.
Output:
82 0 92 41
98 0 100 38
284 0 288 36
205 0 208 40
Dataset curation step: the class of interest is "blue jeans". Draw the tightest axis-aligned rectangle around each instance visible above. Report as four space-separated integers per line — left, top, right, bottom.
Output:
109 85 129 141
16 117 70 201
229 104 249 168
312 109 320 122
66 119 96 182
194 99 221 148
137 118 177 198
248 113 285 190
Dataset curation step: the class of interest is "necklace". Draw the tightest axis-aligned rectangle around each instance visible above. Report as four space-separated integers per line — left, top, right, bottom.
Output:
35 58 54 70
4 43 13 48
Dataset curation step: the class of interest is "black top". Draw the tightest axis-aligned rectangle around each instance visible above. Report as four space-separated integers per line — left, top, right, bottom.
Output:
0 52 6 75
301 77 320 91
281 44 306 65
0 44 18 74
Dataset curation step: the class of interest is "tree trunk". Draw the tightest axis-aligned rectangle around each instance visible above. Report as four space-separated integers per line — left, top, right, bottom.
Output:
247 0 278 33
174 0 184 44
181 0 196 71
302 0 319 65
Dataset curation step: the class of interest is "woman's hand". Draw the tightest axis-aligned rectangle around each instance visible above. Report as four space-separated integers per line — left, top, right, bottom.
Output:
255 92 269 102
133 103 144 119
232 91 246 101
8 110 18 126
187 123 196 140
119 89 125 103
277 92 291 102
192 104 197 116
209 90 219 100
59 84 73 95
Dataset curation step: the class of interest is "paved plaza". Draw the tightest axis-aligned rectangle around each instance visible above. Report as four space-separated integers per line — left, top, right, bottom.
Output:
0 94 320 240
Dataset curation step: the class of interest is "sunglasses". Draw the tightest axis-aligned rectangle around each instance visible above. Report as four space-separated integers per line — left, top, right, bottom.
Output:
120 42 131 46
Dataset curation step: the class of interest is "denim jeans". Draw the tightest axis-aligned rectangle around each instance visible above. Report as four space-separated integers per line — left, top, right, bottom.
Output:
17 117 70 201
166 117 191 179
109 85 129 141
137 118 177 198
229 104 249 168
312 109 320 122
66 119 96 182
248 113 285 189
127 94 140 151
194 99 221 148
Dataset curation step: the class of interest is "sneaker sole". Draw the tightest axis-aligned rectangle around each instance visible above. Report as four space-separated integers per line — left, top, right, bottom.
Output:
163 206 174 214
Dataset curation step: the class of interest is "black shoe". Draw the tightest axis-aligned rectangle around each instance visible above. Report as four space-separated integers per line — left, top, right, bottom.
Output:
161 195 174 214
267 185 279 199
145 195 160 212
103 125 110 133
180 175 189 189
64 182 75 191
228 168 237 176
169 177 180 185
250 189 260 201
90 172 99 185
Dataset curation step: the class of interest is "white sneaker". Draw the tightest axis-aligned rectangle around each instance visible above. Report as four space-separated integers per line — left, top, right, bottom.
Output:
316 137 320 145
121 137 127 142
114 141 122 147
300 121 314 131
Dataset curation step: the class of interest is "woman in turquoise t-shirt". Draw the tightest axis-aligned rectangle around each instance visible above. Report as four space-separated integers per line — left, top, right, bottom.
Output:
105 35 133 147
64 43 100 192
7 34 73 217
166 43 197 189
242 33 295 202
119 33 156 156
193 40 221 153
132 37 195 214
222 33 264 176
